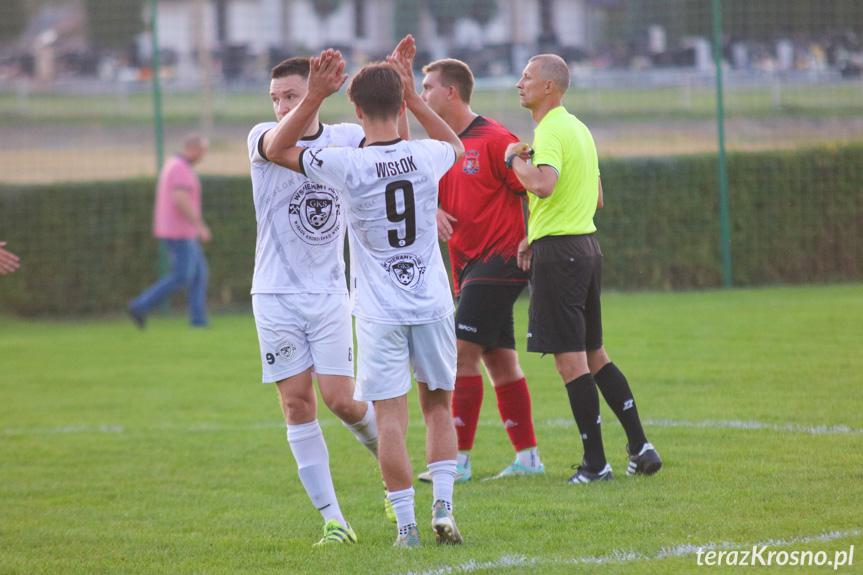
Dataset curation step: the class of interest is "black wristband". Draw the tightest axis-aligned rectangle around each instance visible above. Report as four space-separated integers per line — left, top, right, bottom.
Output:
505 153 518 169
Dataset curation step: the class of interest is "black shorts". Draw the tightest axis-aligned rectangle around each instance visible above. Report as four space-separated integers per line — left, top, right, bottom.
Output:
526 234 603 354
455 282 526 350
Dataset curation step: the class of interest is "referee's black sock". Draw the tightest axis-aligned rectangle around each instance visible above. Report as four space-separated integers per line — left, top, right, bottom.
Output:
594 362 647 454
565 373 607 472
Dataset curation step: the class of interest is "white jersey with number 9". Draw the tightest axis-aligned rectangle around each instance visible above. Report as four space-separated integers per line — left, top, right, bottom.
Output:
301 138 456 325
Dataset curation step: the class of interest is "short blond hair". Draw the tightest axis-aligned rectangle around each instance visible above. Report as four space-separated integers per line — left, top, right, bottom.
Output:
422 58 474 103
529 54 571 94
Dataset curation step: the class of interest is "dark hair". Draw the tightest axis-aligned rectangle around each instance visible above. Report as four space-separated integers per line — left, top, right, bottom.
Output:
347 64 404 120
271 57 310 80
422 58 474 103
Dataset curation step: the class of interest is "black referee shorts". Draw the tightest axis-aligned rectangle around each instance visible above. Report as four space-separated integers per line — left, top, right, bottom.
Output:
526 234 603 354
455 282 526 350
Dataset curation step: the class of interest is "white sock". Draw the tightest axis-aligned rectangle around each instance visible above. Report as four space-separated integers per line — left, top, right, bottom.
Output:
457 451 471 468
342 401 378 459
516 448 541 469
287 421 345 526
427 459 456 510
386 487 416 531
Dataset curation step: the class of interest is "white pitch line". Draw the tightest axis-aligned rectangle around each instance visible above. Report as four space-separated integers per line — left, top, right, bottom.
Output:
1 421 284 436
393 529 861 575
534 417 863 436
3 424 127 435
5 418 862 436
641 418 863 436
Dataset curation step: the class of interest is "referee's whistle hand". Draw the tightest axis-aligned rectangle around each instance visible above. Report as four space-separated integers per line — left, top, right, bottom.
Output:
505 142 526 159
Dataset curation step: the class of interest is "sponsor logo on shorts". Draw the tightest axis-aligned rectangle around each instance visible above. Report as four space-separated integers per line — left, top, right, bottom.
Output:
457 323 478 333
275 340 297 362
383 253 426 292
287 182 340 245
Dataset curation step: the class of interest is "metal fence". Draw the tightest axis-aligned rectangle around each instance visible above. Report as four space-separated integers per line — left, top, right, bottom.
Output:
2 1 861 181
1 0 862 314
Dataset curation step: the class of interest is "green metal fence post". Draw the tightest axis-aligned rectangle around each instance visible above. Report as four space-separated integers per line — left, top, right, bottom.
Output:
149 0 169 305
149 0 164 172
712 0 732 288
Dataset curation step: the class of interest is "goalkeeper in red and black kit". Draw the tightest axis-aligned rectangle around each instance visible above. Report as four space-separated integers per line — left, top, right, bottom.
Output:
416 58 544 482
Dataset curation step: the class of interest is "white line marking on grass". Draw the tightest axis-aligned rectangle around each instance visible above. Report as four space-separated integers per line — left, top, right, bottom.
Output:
2 422 285 436
3 424 126 435
6 418 862 436
396 555 537 575
536 418 863 435
645 418 863 435
392 529 861 575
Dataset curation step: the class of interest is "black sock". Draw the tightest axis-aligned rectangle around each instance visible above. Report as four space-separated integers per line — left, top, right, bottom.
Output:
565 373 607 472
594 362 647 454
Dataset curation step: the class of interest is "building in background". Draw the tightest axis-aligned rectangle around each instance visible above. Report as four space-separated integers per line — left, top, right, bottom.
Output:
144 0 610 81
4 0 860 84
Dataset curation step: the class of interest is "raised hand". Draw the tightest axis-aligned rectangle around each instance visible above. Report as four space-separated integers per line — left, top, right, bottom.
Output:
307 49 348 101
386 51 416 100
390 34 416 70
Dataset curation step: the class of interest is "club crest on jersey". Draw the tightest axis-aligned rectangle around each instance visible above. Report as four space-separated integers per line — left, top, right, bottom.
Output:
305 198 332 229
383 254 426 292
288 182 340 245
462 150 480 174
275 340 297 362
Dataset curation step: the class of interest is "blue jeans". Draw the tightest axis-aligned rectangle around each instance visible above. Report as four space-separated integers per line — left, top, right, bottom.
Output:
130 239 209 326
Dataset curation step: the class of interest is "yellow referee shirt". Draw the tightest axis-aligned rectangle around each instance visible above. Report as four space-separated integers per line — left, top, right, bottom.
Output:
527 106 600 243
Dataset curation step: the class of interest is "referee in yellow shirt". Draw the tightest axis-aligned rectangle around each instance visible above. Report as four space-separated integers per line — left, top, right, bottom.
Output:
505 54 662 484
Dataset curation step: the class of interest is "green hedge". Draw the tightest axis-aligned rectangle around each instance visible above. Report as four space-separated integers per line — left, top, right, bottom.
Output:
598 145 863 289
0 176 256 317
2 146 861 317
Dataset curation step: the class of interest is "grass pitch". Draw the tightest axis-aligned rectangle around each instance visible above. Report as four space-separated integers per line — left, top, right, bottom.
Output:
1 285 862 574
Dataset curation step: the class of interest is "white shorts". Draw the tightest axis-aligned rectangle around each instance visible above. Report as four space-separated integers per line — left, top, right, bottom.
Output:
252 292 354 383
354 316 456 402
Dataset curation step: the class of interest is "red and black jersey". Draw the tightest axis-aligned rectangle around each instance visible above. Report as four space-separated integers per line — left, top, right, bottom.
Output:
439 116 529 296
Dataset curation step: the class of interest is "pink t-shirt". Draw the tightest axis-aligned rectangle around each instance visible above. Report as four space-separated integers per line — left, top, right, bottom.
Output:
152 155 201 239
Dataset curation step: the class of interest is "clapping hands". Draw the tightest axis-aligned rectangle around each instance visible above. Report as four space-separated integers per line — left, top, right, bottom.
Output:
307 49 348 101
386 34 417 99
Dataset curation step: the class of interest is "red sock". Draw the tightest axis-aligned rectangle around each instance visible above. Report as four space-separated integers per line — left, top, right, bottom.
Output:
494 377 537 452
452 375 484 451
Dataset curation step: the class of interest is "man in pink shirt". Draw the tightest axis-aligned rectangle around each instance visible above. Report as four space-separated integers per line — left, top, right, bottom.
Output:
129 134 211 328
0 241 20 275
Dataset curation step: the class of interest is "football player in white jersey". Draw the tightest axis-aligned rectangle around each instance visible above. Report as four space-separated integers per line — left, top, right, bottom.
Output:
247 47 407 546
268 40 467 547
